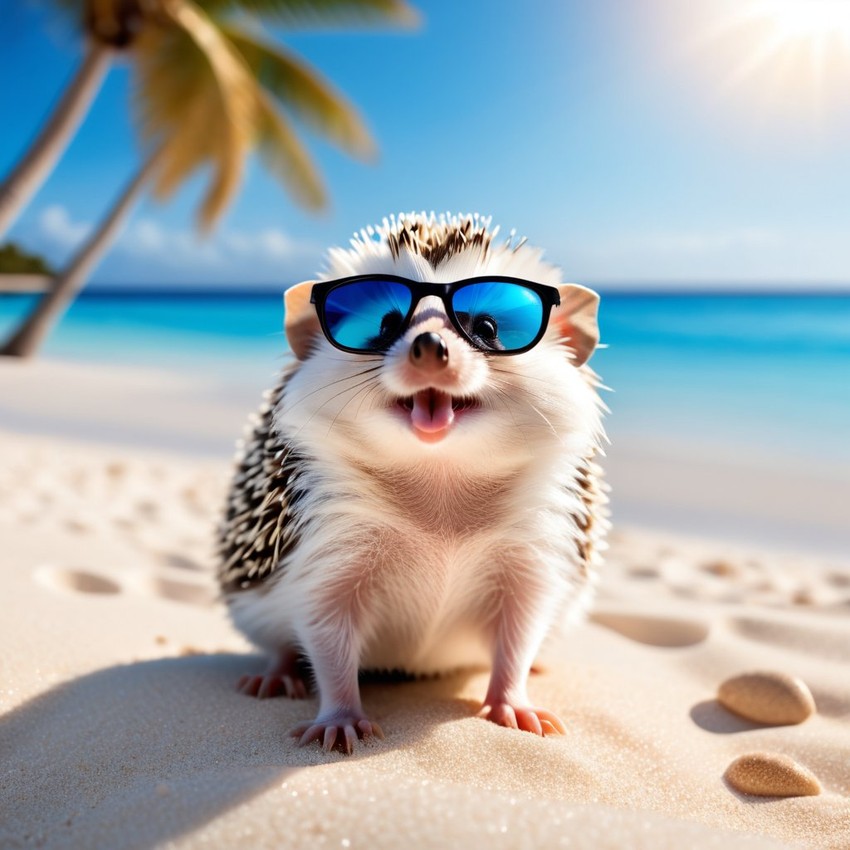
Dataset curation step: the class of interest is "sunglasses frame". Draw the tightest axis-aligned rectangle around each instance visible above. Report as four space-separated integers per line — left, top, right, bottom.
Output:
310 274 561 356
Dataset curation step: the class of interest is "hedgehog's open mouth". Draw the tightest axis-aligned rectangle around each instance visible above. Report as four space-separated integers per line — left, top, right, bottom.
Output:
394 389 479 443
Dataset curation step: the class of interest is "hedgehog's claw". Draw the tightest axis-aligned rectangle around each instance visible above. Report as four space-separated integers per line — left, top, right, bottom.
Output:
236 673 308 699
290 714 384 754
237 650 309 699
478 701 566 736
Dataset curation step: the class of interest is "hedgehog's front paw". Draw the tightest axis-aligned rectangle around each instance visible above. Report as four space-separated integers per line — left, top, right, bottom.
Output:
478 701 567 736
290 712 384 754
237 649 310 700
237 671 309 700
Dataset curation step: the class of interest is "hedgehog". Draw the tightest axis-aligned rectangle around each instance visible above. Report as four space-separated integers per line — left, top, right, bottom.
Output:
217 212 608 753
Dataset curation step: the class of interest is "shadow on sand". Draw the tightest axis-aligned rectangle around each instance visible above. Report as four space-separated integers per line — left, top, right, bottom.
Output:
0 653 477 849
689 699 763 734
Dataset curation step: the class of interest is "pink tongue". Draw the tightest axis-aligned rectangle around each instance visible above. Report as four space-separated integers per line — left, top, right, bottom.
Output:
411 389 454 434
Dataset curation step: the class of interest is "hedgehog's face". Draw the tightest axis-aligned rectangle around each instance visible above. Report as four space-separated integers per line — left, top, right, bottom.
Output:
276 216 603 471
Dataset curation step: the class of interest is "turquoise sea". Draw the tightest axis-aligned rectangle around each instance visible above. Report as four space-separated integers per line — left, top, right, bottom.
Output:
1 289 849 464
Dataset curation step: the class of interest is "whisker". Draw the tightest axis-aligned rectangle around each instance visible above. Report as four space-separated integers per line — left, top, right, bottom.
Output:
523 401 564 445
488 365 559 387
285 366 383 411
290 371 382 439
353 382 385 422
327 377 381 436
305 369 375 424
489 385 532 453
486 376 563 446
318 354 384 364
486 373 554 406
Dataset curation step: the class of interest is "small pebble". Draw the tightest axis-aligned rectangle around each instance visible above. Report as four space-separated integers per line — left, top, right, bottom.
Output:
718 671 815 726
105 462 127 479
135 499 159 519
725 753 821 798
628 566 659 579
791 587 816 606
702 559 738 578
826 571 850 588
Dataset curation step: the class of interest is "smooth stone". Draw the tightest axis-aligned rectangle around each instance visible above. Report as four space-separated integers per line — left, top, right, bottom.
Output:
718 671 815 726
702 559 738 577
725 753 821 798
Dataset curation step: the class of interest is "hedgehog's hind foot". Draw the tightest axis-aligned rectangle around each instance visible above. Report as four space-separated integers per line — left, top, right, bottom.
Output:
478 700 567 736
290 713 384 754
237 648 310 699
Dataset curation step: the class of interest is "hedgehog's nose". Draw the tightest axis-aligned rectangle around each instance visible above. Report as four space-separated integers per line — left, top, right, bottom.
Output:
409 332 449 372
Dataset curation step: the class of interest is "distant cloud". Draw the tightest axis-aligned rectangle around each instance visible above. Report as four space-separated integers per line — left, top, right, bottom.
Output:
28 205 322 286
120 218 319 263
39 205 92 249
223 228 305 261
120 219 222 267
598 227 781 258
558 225 825 284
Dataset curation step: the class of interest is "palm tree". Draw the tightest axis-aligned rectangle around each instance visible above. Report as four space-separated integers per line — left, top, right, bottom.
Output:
0 45 111 239
0 0 417 357
0 0 415 239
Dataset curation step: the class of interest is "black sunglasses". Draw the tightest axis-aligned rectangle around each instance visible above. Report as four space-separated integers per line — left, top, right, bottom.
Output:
310 275 561 355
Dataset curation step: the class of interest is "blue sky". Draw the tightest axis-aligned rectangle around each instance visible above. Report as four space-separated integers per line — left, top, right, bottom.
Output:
3 0 850 288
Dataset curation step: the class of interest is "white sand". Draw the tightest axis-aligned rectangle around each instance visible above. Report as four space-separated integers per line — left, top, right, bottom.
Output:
1 358 849 849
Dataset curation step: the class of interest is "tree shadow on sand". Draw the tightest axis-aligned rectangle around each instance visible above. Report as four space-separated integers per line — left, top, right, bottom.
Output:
0 654 477 849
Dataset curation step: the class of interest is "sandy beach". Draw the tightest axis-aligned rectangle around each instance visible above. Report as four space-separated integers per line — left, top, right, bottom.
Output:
1 357 849 850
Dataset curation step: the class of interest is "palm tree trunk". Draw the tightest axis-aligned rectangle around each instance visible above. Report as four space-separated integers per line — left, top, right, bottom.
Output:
1 149 162 359
0 43 112 239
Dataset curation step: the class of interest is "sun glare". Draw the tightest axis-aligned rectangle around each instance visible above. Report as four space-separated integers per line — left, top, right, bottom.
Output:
686 0 850 120
749 0 850 42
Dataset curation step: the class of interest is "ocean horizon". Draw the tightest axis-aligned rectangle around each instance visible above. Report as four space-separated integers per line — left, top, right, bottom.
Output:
2 288 849 467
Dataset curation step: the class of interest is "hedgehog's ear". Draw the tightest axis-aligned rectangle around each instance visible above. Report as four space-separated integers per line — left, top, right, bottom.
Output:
551 284 600 367
284 281 321 360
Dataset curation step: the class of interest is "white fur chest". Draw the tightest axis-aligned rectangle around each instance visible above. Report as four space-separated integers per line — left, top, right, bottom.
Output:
228 448 591 675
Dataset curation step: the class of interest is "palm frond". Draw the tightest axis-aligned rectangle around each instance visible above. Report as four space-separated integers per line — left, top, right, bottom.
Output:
223 24 375 160
153 91 244 228
255 93 326 210
134 0 258 228
195 0 419 28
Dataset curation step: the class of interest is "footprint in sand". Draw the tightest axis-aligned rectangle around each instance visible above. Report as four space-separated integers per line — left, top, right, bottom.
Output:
147 576 216 607
35 567 122 596
730 615 850 663
627 565 660 580
34 565 215 607
589 609 710 648
826 570 850 588
160 552 206 572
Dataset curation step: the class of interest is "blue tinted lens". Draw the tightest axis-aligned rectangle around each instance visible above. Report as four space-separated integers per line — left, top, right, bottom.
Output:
323 279 413 351
452 282 544 351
